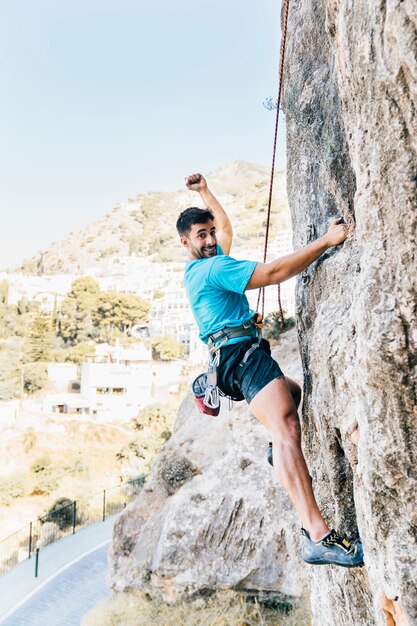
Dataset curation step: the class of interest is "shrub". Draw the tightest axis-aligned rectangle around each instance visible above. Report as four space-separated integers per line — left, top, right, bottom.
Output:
152 335 183 361
0 473 30 506
23 429 37 453
30 453 60 495
31 453 53 475
44 497 75 530
31 472 60 496
62 342 93 365
23 362 48 394
158 453 200 495
263 312 296 343
132 404 172 431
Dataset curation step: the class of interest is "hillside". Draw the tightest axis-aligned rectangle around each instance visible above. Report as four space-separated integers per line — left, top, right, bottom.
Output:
17 162 289 275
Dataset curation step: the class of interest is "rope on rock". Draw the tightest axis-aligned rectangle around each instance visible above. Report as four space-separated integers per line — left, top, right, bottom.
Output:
256 0 291 327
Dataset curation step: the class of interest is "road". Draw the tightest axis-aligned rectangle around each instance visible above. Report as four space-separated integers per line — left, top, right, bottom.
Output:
0 518 115 626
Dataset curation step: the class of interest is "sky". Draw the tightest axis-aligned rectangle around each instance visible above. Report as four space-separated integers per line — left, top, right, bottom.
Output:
0 0 286 270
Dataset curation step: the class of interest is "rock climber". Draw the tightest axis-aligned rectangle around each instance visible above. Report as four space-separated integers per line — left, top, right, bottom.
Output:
176 172 364 568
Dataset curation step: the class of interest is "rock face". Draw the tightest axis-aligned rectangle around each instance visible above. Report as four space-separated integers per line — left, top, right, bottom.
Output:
283 0 416 624
109 331 307 603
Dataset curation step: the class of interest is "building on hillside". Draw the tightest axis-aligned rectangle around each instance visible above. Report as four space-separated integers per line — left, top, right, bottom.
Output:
80 361 153 422
87 257 185 302
0 273 77 311
47 363 79 389
42 394 91 416
87 341 152 364
148 274 207 362
43 342 154 421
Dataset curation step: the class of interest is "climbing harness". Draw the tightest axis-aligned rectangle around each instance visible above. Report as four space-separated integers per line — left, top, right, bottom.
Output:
256 0 291 328
192 313 267 415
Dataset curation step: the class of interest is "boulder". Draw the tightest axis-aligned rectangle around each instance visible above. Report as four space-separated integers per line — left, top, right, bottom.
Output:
109 330 307 604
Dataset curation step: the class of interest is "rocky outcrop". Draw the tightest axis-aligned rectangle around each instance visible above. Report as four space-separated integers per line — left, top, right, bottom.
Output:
109 330 307 604
283 0 416 624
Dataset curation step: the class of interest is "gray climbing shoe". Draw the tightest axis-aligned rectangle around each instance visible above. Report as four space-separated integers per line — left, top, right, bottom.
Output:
301 528 364 568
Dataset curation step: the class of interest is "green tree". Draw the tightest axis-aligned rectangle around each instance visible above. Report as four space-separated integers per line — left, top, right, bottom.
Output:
59 277 100 344
23 362 48 394
152 335 183 361
0 346 20 399
28 310 54 361
61 342 93 364
16 296 31 316
92 291 150 338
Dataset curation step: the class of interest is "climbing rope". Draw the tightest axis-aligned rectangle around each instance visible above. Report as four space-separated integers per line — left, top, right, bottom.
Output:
256 0 291 327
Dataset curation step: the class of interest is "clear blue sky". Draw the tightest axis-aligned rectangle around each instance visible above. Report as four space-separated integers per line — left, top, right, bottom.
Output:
0 0 286 270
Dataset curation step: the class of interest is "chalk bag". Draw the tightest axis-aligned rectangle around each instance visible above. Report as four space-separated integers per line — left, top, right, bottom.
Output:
192 373 220 416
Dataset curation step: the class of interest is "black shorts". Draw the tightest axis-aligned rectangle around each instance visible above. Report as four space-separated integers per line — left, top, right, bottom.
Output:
217 339 284 405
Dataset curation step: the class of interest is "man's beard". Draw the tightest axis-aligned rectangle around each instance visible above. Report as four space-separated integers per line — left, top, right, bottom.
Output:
190 244 217 259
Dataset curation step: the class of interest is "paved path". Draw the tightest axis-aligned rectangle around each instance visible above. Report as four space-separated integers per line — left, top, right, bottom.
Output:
0 517 116 626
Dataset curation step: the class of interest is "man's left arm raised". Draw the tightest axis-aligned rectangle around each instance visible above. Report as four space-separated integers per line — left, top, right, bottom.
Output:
185 173 233 254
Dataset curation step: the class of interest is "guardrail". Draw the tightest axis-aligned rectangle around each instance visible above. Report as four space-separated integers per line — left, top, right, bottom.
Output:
0 476 145 577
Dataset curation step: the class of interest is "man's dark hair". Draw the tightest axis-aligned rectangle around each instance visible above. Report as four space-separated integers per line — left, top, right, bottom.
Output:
176 207 215 237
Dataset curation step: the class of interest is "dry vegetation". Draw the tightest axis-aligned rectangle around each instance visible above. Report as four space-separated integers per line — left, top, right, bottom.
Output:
81 589 311 626
0 403 176 539
0 419 129 538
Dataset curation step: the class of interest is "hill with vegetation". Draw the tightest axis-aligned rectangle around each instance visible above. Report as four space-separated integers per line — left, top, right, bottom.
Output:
16 161 289 275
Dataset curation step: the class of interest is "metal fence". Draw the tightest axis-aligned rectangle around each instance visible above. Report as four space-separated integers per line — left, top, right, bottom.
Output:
0 476 145 577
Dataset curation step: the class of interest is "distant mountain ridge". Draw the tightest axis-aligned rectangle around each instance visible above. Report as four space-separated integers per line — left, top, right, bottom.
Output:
17 161 290 275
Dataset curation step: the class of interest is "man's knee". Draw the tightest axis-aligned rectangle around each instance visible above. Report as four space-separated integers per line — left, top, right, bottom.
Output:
272 410 301 443
288 379 302 408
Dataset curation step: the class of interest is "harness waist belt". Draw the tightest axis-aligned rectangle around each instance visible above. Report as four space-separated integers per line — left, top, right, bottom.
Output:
208 319 259 350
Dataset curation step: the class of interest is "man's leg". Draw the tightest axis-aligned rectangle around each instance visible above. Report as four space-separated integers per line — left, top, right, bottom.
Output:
250 376 329 541
285 376 302 410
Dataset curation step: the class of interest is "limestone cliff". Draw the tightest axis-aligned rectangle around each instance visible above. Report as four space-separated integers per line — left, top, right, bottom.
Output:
283 0 416 624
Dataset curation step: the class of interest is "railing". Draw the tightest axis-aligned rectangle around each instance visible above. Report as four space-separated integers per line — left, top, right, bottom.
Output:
0 476 145 577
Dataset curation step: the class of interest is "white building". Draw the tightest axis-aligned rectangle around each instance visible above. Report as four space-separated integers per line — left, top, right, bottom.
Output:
47 363 78 385
80 361 153 422
42 394 91 416
0 272 78 311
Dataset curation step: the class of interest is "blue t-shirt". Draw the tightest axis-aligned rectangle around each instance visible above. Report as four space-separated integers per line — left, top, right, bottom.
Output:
184 246 257 345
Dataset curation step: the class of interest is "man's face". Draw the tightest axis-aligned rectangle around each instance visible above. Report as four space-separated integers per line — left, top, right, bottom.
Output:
181 220 217 260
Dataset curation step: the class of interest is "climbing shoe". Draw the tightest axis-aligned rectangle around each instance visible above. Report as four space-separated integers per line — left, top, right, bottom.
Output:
301 528 364 568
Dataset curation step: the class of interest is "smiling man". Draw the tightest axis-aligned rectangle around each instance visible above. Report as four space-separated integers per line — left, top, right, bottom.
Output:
176 172 364 568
